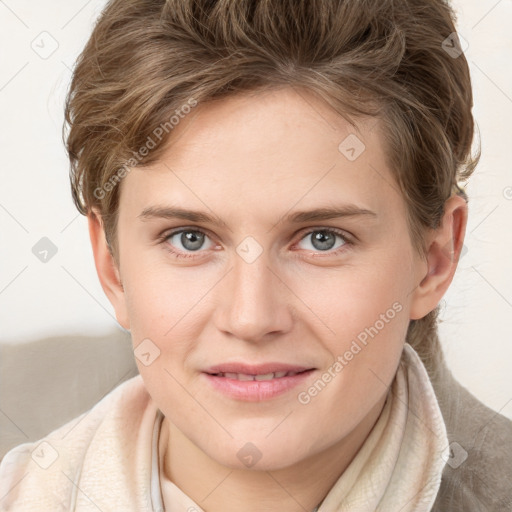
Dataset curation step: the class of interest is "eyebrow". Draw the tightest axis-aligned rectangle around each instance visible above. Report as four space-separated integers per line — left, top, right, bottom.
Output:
138 204 377 226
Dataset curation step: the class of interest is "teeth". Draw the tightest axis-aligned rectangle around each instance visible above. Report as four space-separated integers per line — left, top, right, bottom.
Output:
254 372 276 381
238 373 256 381
215 371 299 380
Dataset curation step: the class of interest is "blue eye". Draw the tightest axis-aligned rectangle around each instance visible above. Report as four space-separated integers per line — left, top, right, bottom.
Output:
296 229 351 254
163 229 215 258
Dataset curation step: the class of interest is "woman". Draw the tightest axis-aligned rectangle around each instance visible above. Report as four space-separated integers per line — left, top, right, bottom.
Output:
1 0 511 510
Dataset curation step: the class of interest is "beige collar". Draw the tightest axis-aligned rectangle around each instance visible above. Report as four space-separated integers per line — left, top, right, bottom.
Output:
316 343 449 511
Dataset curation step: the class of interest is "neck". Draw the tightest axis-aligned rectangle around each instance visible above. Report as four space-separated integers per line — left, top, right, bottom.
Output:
159 392 388 512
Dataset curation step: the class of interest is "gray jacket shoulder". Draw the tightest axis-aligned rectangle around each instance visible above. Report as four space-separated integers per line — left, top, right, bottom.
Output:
430 361 512 511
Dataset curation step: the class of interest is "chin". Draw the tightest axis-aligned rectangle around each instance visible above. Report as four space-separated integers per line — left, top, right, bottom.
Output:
205 438 311 472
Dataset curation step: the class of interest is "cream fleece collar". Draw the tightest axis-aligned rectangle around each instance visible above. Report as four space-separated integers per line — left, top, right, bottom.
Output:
153 343 449 511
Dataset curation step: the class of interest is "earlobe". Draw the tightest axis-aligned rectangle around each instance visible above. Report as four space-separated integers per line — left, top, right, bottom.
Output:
87 209 130 330
409 195 468 320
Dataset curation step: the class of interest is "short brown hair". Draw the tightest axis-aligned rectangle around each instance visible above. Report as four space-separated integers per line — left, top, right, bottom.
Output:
63 0 480 377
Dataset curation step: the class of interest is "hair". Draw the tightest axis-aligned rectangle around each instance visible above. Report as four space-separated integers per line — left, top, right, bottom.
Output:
63 0 480 379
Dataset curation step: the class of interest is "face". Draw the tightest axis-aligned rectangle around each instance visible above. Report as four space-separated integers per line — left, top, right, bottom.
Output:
105 87 432 470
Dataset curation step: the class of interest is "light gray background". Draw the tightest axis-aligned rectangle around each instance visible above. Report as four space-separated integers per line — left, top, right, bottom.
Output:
0 0 511 420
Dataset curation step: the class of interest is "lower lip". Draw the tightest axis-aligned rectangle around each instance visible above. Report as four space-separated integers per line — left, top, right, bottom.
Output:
203 370 315 401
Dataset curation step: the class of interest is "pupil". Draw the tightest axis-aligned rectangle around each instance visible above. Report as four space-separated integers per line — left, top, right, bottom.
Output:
312 231 335 251
182 231 204 251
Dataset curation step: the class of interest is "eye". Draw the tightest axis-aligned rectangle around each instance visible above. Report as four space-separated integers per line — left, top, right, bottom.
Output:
295 228 352 254
162 228 215 258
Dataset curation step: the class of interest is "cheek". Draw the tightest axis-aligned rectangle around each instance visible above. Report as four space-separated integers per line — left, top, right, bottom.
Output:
289 261 411 393
292 257 410 332
124 258 207 331
122 262 214 389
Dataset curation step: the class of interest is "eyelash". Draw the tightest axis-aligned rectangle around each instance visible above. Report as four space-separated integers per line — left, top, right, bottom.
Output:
157 227 354 260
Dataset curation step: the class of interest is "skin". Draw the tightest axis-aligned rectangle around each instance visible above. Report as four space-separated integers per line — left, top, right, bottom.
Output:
88 87 467 512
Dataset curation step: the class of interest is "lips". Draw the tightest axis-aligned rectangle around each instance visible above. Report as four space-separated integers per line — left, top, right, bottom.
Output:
203 362 316 401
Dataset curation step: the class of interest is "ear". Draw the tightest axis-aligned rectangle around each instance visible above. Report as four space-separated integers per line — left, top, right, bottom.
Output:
87 209 130 330
409 194 468 320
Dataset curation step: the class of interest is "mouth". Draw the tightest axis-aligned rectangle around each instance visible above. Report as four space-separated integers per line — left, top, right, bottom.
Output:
206 369 310 381
202 363 316 401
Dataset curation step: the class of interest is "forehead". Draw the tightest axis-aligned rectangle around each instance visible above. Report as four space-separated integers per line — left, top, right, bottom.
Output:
119 87 402 222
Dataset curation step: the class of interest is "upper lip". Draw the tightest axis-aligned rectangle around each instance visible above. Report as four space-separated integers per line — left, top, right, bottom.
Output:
204 362 314 375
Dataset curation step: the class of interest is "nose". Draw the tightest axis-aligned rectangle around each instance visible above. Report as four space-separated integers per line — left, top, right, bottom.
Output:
213 248 294 343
